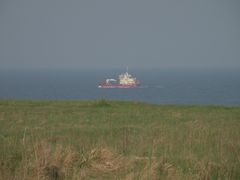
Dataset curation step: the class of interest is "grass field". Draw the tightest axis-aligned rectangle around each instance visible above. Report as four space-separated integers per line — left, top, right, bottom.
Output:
0 100 239 179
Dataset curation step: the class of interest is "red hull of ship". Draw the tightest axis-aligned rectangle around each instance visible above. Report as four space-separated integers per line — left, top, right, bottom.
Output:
98 84 139 88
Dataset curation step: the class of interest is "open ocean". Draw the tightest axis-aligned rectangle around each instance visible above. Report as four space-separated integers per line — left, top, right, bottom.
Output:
0 69 239 106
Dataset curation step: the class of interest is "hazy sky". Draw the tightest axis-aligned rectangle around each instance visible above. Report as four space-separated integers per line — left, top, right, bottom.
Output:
0 0 239 69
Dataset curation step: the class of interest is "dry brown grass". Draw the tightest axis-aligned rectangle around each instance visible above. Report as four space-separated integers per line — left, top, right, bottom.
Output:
0 140 185 180
1 139 239 180
0 141 78 180
78 148 125 179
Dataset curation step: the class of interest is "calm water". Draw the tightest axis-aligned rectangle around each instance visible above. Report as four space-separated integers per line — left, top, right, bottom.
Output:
0 69 240 105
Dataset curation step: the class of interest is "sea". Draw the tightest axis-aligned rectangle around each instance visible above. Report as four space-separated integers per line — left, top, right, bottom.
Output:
0 68 240 106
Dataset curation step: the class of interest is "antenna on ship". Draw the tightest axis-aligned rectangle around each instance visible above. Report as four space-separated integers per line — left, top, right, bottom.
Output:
126 66 128 74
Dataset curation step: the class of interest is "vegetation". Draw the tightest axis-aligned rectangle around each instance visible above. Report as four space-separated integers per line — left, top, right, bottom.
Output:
0 100 239 180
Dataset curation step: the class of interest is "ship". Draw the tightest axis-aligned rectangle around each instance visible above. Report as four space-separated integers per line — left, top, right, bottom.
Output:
98 68 140 88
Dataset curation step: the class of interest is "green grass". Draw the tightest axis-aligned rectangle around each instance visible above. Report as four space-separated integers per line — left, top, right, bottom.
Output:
0 100 239 179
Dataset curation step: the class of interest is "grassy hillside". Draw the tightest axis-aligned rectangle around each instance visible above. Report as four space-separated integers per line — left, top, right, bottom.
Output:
0 100 239 179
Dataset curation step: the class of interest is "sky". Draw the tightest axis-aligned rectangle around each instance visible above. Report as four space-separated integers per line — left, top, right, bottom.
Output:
0 0 240 70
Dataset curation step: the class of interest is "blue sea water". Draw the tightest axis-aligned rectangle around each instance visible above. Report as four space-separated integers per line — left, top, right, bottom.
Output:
0 69 239 105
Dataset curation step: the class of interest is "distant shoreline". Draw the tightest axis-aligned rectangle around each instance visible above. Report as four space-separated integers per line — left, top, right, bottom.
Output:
0 99 239 107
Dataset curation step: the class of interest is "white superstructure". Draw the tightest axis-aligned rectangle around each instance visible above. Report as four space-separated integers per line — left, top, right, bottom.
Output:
119 72 138 85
